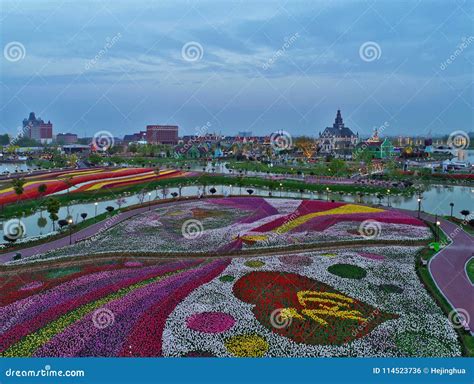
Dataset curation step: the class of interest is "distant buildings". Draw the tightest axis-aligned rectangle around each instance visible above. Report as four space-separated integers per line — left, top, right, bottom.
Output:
318 110 358 156
56 133 78 144
354 128 395 159
22 112 53 144
146 125 178 145
123 131 146 144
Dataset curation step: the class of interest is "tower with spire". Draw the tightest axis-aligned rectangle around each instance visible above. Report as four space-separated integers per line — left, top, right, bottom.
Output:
333 109 344 130
318 109 358 156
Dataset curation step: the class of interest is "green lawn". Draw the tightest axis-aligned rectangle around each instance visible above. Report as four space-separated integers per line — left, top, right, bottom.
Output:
466 258 474 284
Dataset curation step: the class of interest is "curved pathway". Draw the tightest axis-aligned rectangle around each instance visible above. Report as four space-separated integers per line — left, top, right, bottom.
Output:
403 210 474 333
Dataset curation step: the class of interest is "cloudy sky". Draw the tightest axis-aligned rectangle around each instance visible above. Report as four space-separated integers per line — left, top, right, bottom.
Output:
0 0 472 139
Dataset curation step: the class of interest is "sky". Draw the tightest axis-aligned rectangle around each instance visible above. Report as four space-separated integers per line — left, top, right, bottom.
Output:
0 0 473 139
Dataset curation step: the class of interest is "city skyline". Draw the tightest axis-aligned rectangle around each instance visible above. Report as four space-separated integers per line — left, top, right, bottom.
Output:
1 0 473 138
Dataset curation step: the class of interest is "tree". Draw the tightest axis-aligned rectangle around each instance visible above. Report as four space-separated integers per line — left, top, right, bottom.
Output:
88 153 102 165
460 210 470 220
80 213 88 221
449 202 454 217
37 184 48 204
105 206 115 213
58 219 69 229
247 189 254 195
0 134 10 145
209 187 217 195
328 158 347 177
3 235 17 245
37 217 47 235
137 190 146 204
116 197 126 209
11 178 26 203
45 198 60 231
171 192 178 199
377 194 383 205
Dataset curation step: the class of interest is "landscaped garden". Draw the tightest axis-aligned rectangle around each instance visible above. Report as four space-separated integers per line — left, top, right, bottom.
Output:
23 197 431 262
0 246 461 357
0 167 193 205
0 196 468 357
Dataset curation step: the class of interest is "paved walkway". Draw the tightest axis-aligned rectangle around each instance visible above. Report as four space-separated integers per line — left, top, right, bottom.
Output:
403 210 474 333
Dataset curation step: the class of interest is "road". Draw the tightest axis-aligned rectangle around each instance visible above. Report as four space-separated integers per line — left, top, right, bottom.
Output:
404 210 474 333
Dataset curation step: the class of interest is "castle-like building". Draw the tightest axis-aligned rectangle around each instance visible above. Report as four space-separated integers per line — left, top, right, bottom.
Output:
22 112 53 144
318 110 358 156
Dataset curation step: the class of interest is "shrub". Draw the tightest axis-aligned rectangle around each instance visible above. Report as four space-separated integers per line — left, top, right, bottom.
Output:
327 263 367 279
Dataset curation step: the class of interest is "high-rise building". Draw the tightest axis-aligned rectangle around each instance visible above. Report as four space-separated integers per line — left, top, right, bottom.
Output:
146 125 178 144
22 112 53 144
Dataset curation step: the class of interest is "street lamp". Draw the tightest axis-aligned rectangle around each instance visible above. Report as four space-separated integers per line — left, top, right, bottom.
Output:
326 187 330 201
68 218 73 245
279 183 283 197
434 214 441 242
386 189 391 207
449 202 454 218
94 202 98 222
148 192 152 210
417 197 422 218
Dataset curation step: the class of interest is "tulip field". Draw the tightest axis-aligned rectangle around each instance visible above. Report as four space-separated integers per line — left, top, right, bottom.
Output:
38 197 431 261
0 247 461 357
0 197 461 357
0 167 192 205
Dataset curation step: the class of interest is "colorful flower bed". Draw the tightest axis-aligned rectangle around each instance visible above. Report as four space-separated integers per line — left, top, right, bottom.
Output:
0 245 462 357
38 198 431 261
1 198 458 357
0 258 229 357
163 246 461 357
0 167 191 205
